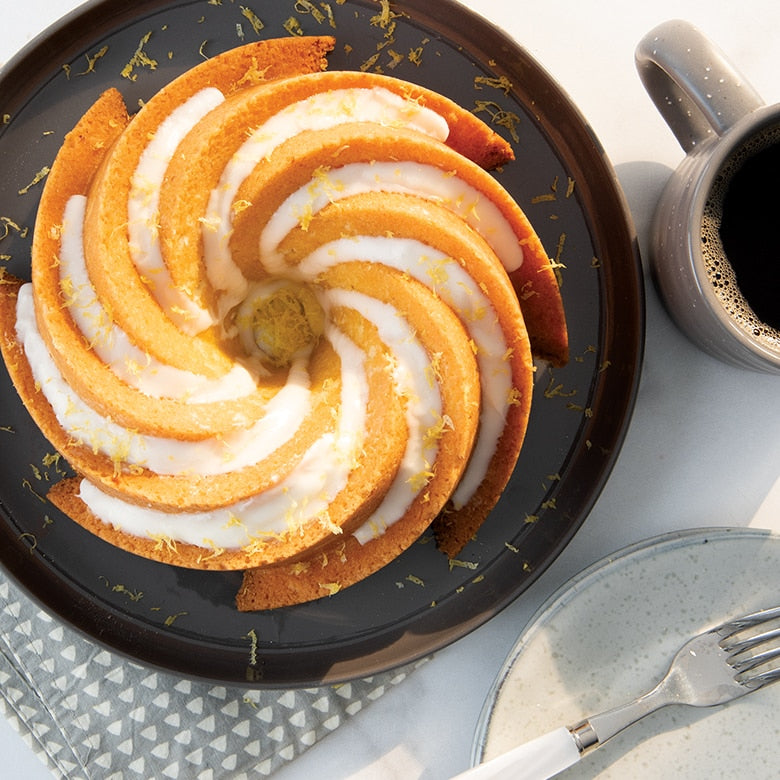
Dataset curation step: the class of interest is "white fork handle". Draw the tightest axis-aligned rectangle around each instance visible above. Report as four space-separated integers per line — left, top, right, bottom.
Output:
453 726 581 779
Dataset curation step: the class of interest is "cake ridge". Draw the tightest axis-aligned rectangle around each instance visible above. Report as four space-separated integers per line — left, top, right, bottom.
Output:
0 36 567 608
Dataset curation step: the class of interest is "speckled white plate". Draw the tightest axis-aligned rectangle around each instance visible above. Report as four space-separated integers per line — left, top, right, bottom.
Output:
472 527 780 778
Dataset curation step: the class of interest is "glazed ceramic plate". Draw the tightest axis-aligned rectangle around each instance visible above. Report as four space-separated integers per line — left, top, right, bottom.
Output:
0 0 643 686
473 528 780 777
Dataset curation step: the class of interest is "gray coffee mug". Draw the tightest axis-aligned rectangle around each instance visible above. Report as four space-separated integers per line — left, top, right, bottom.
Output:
636 19 780 373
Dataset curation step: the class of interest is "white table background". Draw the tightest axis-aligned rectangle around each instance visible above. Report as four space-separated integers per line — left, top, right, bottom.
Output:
2 1 779 777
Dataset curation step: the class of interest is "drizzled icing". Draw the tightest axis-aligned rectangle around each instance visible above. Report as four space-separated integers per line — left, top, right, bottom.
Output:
60 195 258 402
128 86 224 334
77 323 369 548
19 74 524 553
325 290 443 544
298 236 512 509
17 283 314 475
203 87 450 322
261 161 524 274
74 295 441 548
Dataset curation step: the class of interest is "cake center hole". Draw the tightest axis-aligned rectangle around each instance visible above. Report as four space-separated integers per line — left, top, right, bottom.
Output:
248 281 325 367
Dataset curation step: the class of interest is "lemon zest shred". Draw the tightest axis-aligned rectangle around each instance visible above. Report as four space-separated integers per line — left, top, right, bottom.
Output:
151 534 178 554
448 558 478 572
407 462 435 492
319 582 341 596
79 45 109 76
294 0 326 24
245 628 258 666
121 31 158 81
18 166 50 195
474 74 512 95
507 386 523 407
283 16 304 36
423 413 453 449
164 611 187 626
240 6 265 34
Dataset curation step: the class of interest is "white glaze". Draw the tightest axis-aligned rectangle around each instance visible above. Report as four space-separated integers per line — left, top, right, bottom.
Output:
260 161 524 273
71 292 442 549
60 195 258 402
21 74 527 555
323 290 444 544
202 87 450 320
76 322 369 548
128 87 224 334
298 236 511 510
17 283 314 475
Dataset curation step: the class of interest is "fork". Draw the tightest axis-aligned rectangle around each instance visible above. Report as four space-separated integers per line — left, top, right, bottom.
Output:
457 605 780 779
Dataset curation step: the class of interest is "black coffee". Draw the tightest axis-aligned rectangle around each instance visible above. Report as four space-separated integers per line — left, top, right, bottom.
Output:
719 142 780 330
702 126 780 343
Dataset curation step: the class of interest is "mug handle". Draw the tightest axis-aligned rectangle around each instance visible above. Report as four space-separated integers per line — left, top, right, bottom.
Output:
635 19 763 152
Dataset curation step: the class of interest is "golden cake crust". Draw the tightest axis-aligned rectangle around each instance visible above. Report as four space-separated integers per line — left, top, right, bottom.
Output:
1 35 567 607
79 37 335 377
43 266 482 573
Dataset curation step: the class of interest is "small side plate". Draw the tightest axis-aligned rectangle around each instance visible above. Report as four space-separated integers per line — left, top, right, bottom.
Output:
474 527 780 777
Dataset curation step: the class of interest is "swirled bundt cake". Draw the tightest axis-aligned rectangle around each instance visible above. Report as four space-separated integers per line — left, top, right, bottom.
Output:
0 36 567 609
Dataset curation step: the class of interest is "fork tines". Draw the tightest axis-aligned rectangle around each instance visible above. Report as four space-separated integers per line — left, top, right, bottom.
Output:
716 606 780 689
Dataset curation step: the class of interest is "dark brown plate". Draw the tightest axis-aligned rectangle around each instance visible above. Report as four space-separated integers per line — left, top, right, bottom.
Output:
0 0 643 686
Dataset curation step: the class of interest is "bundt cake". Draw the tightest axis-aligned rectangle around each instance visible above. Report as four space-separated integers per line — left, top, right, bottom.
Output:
0 36 567 609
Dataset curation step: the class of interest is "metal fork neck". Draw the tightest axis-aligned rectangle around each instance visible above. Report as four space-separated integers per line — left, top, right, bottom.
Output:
568 721 598 754
567 681 670 753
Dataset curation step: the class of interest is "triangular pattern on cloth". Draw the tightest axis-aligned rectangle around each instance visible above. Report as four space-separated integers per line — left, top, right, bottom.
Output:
0 573 426 778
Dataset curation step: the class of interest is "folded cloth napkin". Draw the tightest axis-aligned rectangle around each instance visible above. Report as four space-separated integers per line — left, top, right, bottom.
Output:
0 575 425 779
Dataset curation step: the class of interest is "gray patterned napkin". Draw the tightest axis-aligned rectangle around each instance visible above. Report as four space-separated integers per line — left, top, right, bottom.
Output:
0 574 424 778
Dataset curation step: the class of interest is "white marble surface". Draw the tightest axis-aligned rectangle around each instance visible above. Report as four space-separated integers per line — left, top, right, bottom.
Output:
2 1 779 777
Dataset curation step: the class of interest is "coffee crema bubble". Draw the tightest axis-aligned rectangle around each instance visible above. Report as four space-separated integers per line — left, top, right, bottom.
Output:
701 124 780 351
